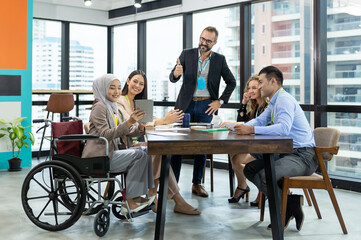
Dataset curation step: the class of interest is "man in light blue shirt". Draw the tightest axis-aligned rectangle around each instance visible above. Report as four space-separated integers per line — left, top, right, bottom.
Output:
234 66 318 231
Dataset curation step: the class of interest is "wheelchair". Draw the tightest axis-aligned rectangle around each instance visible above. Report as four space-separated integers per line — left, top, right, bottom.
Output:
22 119 154 237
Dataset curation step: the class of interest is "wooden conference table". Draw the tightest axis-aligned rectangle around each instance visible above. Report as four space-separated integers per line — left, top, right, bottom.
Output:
146 128 293 240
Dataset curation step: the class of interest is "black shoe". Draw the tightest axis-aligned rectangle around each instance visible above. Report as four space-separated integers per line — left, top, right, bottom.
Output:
250 200 259 207
288 194 304 231
228 186 250 203
266 215 294 231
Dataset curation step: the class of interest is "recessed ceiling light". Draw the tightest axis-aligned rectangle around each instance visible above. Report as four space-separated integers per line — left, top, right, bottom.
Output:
134 0 142 8
84 0 92 7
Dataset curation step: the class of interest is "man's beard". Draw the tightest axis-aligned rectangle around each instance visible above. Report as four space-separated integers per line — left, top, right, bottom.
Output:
198 43 211 53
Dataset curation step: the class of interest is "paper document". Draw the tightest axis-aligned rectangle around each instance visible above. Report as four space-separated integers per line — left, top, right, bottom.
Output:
148 132 188 136
194 128 229 132
224 122 236 131
155 127 190 131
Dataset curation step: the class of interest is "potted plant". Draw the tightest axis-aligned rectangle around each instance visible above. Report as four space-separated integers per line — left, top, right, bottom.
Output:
0 117 35 171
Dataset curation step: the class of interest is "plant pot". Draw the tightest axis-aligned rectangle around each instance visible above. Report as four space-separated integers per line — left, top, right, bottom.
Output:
8 158 22 171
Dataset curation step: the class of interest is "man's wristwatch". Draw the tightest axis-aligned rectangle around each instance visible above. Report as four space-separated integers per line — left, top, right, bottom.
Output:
218 99 224 105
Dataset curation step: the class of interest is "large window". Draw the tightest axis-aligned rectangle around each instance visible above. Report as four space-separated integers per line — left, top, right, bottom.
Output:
251 0 313 104
33 19 62 90
113 23 138 87
69 23 107 90
146 16 183 118
327 0 361 179
193 6 241 122
32 19 62 151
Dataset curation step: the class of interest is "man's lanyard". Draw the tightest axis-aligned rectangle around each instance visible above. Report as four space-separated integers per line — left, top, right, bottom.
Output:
110 111 119 125
198 57 210 75
125 95 133 110
271 89 284 125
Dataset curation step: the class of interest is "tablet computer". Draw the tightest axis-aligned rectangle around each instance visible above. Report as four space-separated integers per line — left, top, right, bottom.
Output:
134 99 153 122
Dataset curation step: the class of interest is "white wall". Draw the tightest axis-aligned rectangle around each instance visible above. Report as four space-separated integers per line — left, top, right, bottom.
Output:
34 2 108 25
34 0 246 26
0 102 21 153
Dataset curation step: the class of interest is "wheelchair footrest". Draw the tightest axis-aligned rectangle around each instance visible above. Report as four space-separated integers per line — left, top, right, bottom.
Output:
130 203 155 218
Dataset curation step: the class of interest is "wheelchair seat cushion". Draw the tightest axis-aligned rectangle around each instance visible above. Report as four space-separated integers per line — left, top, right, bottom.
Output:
53 154 110 177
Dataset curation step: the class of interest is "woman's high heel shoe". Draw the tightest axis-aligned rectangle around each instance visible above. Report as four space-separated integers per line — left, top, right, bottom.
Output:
228 186 250 203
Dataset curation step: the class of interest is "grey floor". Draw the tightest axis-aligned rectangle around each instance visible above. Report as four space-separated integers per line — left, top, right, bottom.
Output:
0 159 360 240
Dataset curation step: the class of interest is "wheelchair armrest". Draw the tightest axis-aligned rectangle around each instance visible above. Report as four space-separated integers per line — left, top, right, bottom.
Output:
62 116 81 121
58 134 100 140
55 134 109 156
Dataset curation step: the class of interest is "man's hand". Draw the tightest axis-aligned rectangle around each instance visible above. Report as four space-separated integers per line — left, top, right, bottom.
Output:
234 124 254 135
173 58 183 78
205 100 221 115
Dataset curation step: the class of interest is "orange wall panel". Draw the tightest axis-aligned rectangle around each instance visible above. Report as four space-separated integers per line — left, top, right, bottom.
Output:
0 0 28 69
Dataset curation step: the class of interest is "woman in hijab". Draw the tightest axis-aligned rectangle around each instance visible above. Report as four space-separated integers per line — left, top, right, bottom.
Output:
82 74 155 213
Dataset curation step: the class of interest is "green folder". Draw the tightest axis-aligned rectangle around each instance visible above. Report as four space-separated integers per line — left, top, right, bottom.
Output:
194 128 229 132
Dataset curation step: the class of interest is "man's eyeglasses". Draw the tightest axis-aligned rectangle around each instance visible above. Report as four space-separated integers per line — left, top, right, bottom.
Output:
200 37 215 45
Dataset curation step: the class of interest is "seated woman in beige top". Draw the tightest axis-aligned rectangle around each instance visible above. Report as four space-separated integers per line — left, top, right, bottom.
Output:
82 74 156 214
117 70 201 215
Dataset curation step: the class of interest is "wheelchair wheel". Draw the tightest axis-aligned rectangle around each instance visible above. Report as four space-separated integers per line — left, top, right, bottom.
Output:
112 196 127 220
21 160 86 231
94 208 110 237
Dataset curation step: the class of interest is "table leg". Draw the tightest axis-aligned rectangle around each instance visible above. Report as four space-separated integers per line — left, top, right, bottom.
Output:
263 153 283 240
228 155 235 197
154 154 171 240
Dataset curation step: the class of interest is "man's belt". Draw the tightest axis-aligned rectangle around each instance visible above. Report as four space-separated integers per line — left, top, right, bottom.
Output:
192 97 211 101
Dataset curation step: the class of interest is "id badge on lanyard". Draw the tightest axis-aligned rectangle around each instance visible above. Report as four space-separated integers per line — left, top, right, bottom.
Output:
197 76 206 89
197 58 210 90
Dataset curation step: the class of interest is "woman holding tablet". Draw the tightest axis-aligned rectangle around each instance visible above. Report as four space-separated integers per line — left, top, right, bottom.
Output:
117 70 201 215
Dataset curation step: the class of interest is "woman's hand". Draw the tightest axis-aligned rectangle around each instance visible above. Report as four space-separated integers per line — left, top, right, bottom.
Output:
127 108 146 127
138 122 146 131
157 109 184 126
242 92 251 105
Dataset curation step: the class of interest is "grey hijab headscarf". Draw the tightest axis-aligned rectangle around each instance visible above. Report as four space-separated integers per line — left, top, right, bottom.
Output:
93 74 121 150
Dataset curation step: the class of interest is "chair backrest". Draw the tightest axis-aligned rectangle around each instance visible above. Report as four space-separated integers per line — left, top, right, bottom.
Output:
314 127 341 161
46 93 75 113
52 120 83 157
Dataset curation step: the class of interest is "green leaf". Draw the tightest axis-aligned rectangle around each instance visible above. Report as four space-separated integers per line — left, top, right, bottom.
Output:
28 132 35 145
16 140 23 149
0 133 5 138
14 126 24 140
0 119 9 124
9 132 16 140
14 117 26 125
0 127 9 131
24 142 29 148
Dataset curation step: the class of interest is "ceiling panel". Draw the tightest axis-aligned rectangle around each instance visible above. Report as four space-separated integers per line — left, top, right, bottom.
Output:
34 0 157 11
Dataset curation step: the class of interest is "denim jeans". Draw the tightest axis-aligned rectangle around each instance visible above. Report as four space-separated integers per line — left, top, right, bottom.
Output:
171 99 213 184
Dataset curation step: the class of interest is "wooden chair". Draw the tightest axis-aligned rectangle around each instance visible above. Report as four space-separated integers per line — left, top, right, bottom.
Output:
280 127 347 233
36 93 75 159
260 128 347 234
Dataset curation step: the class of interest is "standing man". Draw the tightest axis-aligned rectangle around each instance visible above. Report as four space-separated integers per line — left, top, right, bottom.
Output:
169 26 236 197
235 66 317 231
